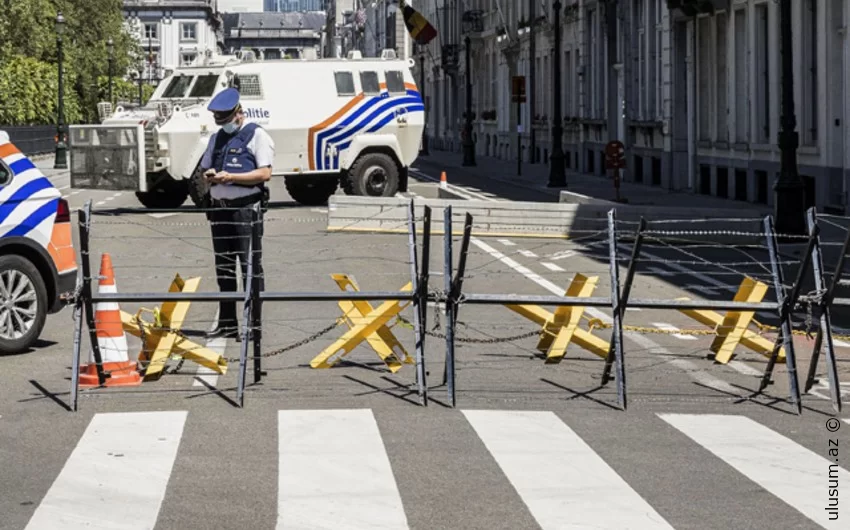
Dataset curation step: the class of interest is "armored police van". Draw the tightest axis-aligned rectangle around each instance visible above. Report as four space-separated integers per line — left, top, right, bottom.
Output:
68 50 425 208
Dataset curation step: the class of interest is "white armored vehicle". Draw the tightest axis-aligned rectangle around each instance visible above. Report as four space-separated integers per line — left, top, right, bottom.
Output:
68 50 425 207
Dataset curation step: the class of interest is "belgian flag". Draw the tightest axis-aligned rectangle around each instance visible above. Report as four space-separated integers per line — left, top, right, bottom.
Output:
400 0 437 45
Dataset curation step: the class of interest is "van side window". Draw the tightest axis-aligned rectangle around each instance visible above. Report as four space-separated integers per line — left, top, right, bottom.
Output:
0 159 11 187
360 72 380 95
231 74 262 98
385 71 406 94
334 71 356 96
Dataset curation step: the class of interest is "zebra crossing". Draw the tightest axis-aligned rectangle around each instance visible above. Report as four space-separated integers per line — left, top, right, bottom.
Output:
10 408 849 530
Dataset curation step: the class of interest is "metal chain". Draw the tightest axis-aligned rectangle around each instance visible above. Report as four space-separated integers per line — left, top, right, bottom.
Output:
223 318 343 363
397 315 542 344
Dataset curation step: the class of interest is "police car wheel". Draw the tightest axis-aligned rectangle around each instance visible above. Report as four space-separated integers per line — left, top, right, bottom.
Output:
349 153 399 197
0 255 48 354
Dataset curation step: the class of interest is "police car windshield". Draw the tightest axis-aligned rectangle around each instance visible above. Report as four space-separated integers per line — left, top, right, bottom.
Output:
189 75 219 97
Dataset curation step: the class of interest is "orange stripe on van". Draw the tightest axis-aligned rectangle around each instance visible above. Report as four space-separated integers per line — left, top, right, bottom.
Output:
0 142 21 159
47 222 78 274
307 93 366 171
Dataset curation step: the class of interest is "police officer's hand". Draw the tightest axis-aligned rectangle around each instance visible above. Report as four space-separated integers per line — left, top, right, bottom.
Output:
208 171 233 184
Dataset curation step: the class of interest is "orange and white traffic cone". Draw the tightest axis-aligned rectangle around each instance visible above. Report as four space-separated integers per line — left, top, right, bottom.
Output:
440 170 448 190
79 253 142 388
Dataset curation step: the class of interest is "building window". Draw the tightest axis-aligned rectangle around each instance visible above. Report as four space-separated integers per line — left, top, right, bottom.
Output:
181 22 197 41
181 53 196 66
716 12 728 143
754 3 770 143
801 0 818 146
734 7 749 143
585 7 605 120
697 16 711 141
144 23 157 40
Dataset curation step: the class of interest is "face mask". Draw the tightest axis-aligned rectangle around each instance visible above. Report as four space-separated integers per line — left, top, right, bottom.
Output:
221 121 239 134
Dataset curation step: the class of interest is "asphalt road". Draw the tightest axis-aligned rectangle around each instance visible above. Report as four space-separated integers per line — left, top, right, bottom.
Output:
1 158 849 530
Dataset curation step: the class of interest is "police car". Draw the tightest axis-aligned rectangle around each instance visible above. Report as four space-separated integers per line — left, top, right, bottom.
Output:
0 131 77 354
68 49 425 208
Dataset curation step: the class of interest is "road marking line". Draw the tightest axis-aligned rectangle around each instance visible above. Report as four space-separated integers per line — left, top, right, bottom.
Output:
464 410 674 530
57 185 70 190
727 360 763 377
637 248 737 292
833 339 850 348
193 339 225 387
148 213 178 219
518 249 537 258
95 200 107 206
24 411 187 530
277 409 408 529
647 266 676 277
497 239 515 246
541 262 565 272
659 414 849 528
471 238 739 395
652 322 696 341
549 250 576 261
70 190 82 195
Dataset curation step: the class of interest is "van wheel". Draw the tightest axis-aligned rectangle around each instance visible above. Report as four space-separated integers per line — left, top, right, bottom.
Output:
349 153 399 196
136 179 189 209
188 167 210 208
285 175 338 206
340 172 356 195
0 255 48 354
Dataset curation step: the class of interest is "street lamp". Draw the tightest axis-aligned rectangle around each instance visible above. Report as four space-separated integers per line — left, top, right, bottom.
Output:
54 11 67 170
461 11 482 167
107 38 114 104
773 0 805 235
547 0 567 188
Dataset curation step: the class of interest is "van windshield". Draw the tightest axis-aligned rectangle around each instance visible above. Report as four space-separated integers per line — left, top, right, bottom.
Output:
162 75 194 98
189 74 220 97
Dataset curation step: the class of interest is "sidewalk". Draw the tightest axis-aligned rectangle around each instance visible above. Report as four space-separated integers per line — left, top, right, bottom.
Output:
414 148 771 214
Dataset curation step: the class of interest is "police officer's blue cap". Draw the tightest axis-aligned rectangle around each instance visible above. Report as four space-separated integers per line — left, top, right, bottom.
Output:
208 88 241 113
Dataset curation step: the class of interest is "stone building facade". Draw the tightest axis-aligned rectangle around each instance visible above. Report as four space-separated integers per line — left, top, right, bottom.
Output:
416 0 850 213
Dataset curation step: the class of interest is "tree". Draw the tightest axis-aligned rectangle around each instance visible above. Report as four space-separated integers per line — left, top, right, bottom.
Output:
0 0 142 123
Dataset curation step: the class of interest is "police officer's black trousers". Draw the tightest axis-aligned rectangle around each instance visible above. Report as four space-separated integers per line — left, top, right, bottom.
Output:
207 202 264 329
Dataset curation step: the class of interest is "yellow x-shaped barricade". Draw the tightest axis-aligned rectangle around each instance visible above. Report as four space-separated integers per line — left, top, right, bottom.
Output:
677 276 786 364
119 274 228 380
311 275 413 372
505 273 609 363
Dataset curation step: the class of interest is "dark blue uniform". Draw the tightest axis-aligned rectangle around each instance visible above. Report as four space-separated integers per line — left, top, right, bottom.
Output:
202 88 270 339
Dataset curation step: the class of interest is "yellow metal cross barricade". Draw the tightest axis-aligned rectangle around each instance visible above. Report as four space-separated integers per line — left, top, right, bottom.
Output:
311 275 413 371
119 274 228 380
505 273 609 363
677 276 786 364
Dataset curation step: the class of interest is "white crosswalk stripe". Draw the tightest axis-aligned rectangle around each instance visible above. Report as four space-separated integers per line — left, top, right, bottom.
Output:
463 410 674 529
24 411 186 530
659 413 849 529
17 409 850 529
277 409 407 530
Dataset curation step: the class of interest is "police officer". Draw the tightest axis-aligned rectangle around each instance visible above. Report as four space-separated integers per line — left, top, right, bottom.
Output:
200 87 275 340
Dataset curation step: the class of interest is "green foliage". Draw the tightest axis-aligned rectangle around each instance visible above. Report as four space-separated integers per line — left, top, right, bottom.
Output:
0 55 81 125
0 0 143 124
95 76 155 108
